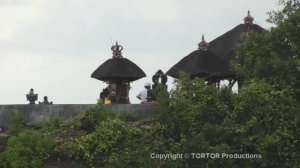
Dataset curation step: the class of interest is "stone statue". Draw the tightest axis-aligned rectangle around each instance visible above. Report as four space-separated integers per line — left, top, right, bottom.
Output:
39 96 53 105
26 88 38 104
152 70 168 89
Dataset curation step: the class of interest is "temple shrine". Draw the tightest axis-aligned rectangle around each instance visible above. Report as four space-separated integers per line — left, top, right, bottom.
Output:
91 42 146 103
167 11 265 89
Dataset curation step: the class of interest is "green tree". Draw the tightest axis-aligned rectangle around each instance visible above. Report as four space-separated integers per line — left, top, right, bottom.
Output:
267 0 300 25
228 81 299 167
156 75 235 167
236 1 300 98
230 1 300 166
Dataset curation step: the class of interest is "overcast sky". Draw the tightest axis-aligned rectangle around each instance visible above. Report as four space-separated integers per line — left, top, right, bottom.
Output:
0 0 282 104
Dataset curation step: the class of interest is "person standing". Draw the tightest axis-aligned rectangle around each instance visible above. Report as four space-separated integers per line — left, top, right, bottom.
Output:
136 82 151 103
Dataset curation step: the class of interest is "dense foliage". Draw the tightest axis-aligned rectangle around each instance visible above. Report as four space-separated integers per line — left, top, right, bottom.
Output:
0 131 53 168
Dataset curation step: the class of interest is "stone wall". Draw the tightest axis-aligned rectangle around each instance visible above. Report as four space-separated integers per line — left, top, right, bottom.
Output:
0 104 157 126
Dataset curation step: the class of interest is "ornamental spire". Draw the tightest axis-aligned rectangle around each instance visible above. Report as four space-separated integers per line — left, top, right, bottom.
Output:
198 34 208 50
244 10 254 24
111 41 123 58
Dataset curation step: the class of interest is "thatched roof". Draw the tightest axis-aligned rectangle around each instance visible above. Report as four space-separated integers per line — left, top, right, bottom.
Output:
209 11 265 62
166 49 231 79
167 11 265 80
209 24 265 62
91 42 146 83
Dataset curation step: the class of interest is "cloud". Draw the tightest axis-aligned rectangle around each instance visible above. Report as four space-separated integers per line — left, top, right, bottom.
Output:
129 0 180 22
0 1 40 40
0 0 283 104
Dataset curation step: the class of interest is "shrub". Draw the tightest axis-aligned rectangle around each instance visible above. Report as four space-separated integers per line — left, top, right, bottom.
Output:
68 118 143 167
228 81 300 167
0 131 53 168
8 113 26 134
81 101 117 133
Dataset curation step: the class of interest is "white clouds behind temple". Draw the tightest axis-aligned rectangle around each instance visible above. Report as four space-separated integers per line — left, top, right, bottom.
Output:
0 0 281 104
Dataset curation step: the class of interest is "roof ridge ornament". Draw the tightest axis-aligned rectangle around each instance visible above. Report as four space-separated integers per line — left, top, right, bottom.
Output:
111 41 123 58
244 10 254 24
198 34 209 51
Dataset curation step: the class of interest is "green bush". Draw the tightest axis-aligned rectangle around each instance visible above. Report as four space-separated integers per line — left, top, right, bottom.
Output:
85 101 116 123
228 81 299 167
68 118 143 167
0 131 53 168
81 101 117 133
8 113 26 134
157 76 229 141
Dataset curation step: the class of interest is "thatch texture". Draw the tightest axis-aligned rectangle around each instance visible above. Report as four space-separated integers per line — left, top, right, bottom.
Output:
91 58 146 83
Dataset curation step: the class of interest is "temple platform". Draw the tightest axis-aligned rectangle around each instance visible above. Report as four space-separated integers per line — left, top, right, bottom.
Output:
0 104 157 126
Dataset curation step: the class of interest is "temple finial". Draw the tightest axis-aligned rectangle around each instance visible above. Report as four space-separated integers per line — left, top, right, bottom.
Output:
198 34 208 50
244 10 254 24
111 41 123 58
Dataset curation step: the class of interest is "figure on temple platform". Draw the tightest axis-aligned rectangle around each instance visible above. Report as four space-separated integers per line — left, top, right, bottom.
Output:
39 96 53 105
26 88 38 104
100 88 109 103
108 89 120 104
137 82 155 104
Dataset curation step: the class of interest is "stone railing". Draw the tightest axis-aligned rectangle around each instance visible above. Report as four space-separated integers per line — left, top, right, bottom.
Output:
0 104 157 126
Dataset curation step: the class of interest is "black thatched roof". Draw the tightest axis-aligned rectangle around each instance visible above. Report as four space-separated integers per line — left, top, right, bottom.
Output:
167 11 265 80
91 58 146 82
166 49 231 79
209 16 265 62
91 42 146 83
167 12 266 80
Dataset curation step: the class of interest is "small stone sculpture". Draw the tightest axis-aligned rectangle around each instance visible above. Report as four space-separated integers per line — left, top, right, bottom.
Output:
26 88 38 104
39 96 53 105
152 70 168 89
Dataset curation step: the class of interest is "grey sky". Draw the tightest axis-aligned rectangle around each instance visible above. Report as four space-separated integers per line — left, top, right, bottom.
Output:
0 0 281 104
